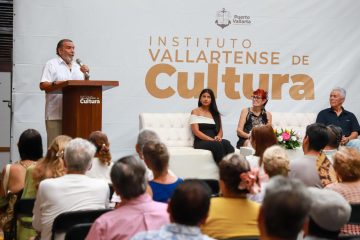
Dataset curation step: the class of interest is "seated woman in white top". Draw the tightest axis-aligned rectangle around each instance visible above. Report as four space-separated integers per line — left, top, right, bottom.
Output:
190 88 234 164
86 131 113 183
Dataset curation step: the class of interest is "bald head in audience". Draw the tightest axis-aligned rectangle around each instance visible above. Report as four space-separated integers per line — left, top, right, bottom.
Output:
110 155 147 200
86 155 169 240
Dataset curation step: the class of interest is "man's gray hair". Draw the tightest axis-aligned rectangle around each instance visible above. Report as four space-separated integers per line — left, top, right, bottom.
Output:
331 87 346 99
110 155 147 199
262 176 312 240
64 138 96 173
137 129 160 150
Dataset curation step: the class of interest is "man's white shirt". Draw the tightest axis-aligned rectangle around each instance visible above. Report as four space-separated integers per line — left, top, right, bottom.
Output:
41 57 84 120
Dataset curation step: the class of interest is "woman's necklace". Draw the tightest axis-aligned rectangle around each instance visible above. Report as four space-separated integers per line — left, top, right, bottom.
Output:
251 107 262 116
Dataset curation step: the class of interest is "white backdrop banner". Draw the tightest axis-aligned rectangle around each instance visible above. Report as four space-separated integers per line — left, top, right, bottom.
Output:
12 0 360 160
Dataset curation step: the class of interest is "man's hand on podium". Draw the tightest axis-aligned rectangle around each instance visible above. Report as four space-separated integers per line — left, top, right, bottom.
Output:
39 80 65 91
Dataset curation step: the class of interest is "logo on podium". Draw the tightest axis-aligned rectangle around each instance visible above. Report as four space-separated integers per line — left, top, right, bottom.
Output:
80 96 101 104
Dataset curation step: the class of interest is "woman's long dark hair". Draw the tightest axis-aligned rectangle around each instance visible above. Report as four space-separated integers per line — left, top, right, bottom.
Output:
198 88 221 132
18 129 43 160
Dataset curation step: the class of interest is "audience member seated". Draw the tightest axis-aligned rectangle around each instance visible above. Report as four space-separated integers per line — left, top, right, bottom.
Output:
305 187 351 240
86 156 169 240
142 141 183 203
0 129 43 239
236 88 272 148
316 87 360 152
249 145 290 203
201 153 260 239
28 135 72 197
190 88 234 164
18 135 71 240
289 123 337 188
86 131 113 183
326 147 360 235
32 138 109 240
0 129 43 198
323 125 343 164
258 176 312 240
111 129 163 204
132 179 213 240
246 124 277 181
135 129 161 180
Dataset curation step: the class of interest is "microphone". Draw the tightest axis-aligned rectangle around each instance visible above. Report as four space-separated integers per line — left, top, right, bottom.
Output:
76 58 90 80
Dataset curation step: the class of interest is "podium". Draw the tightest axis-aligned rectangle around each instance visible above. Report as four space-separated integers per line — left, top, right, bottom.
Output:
46 80 119 139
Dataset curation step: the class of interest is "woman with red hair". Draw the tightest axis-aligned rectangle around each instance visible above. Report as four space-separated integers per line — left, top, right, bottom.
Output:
236 88 272 148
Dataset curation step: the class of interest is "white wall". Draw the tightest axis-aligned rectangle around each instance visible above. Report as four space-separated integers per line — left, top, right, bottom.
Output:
12 0 360 160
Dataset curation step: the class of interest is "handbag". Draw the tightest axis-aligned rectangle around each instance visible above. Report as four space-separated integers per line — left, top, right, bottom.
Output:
316 152 338 187
0 164 17 237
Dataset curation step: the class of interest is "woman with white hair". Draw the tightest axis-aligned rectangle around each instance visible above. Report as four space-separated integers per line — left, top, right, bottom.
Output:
249 145 290 203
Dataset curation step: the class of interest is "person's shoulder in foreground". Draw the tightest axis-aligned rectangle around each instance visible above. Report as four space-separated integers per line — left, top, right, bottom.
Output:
131 179 214 240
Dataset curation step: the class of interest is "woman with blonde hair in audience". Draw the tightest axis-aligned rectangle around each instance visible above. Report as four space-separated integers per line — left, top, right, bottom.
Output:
28 135 72 195
249 145 290 203
86 131 113 183
326 147 360 235
143 141 183 203
19 135 70 240
201 153 260 239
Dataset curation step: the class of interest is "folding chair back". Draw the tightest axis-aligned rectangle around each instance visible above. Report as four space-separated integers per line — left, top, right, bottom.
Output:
349 203 360 224
51 209 111 240
64 223 92 240
201 179 220 197
14 198 36 218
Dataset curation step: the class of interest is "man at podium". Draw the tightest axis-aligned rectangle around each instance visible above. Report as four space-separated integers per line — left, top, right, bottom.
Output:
39 39 90 146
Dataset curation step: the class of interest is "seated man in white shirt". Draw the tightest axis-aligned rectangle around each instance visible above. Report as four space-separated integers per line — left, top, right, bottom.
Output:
32 138 109 240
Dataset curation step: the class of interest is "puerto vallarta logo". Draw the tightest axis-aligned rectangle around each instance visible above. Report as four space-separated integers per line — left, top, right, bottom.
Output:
215 8 252 29
215 8 231 29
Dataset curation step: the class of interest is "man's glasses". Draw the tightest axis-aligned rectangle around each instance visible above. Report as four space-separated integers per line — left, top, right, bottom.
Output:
251 95 263 100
